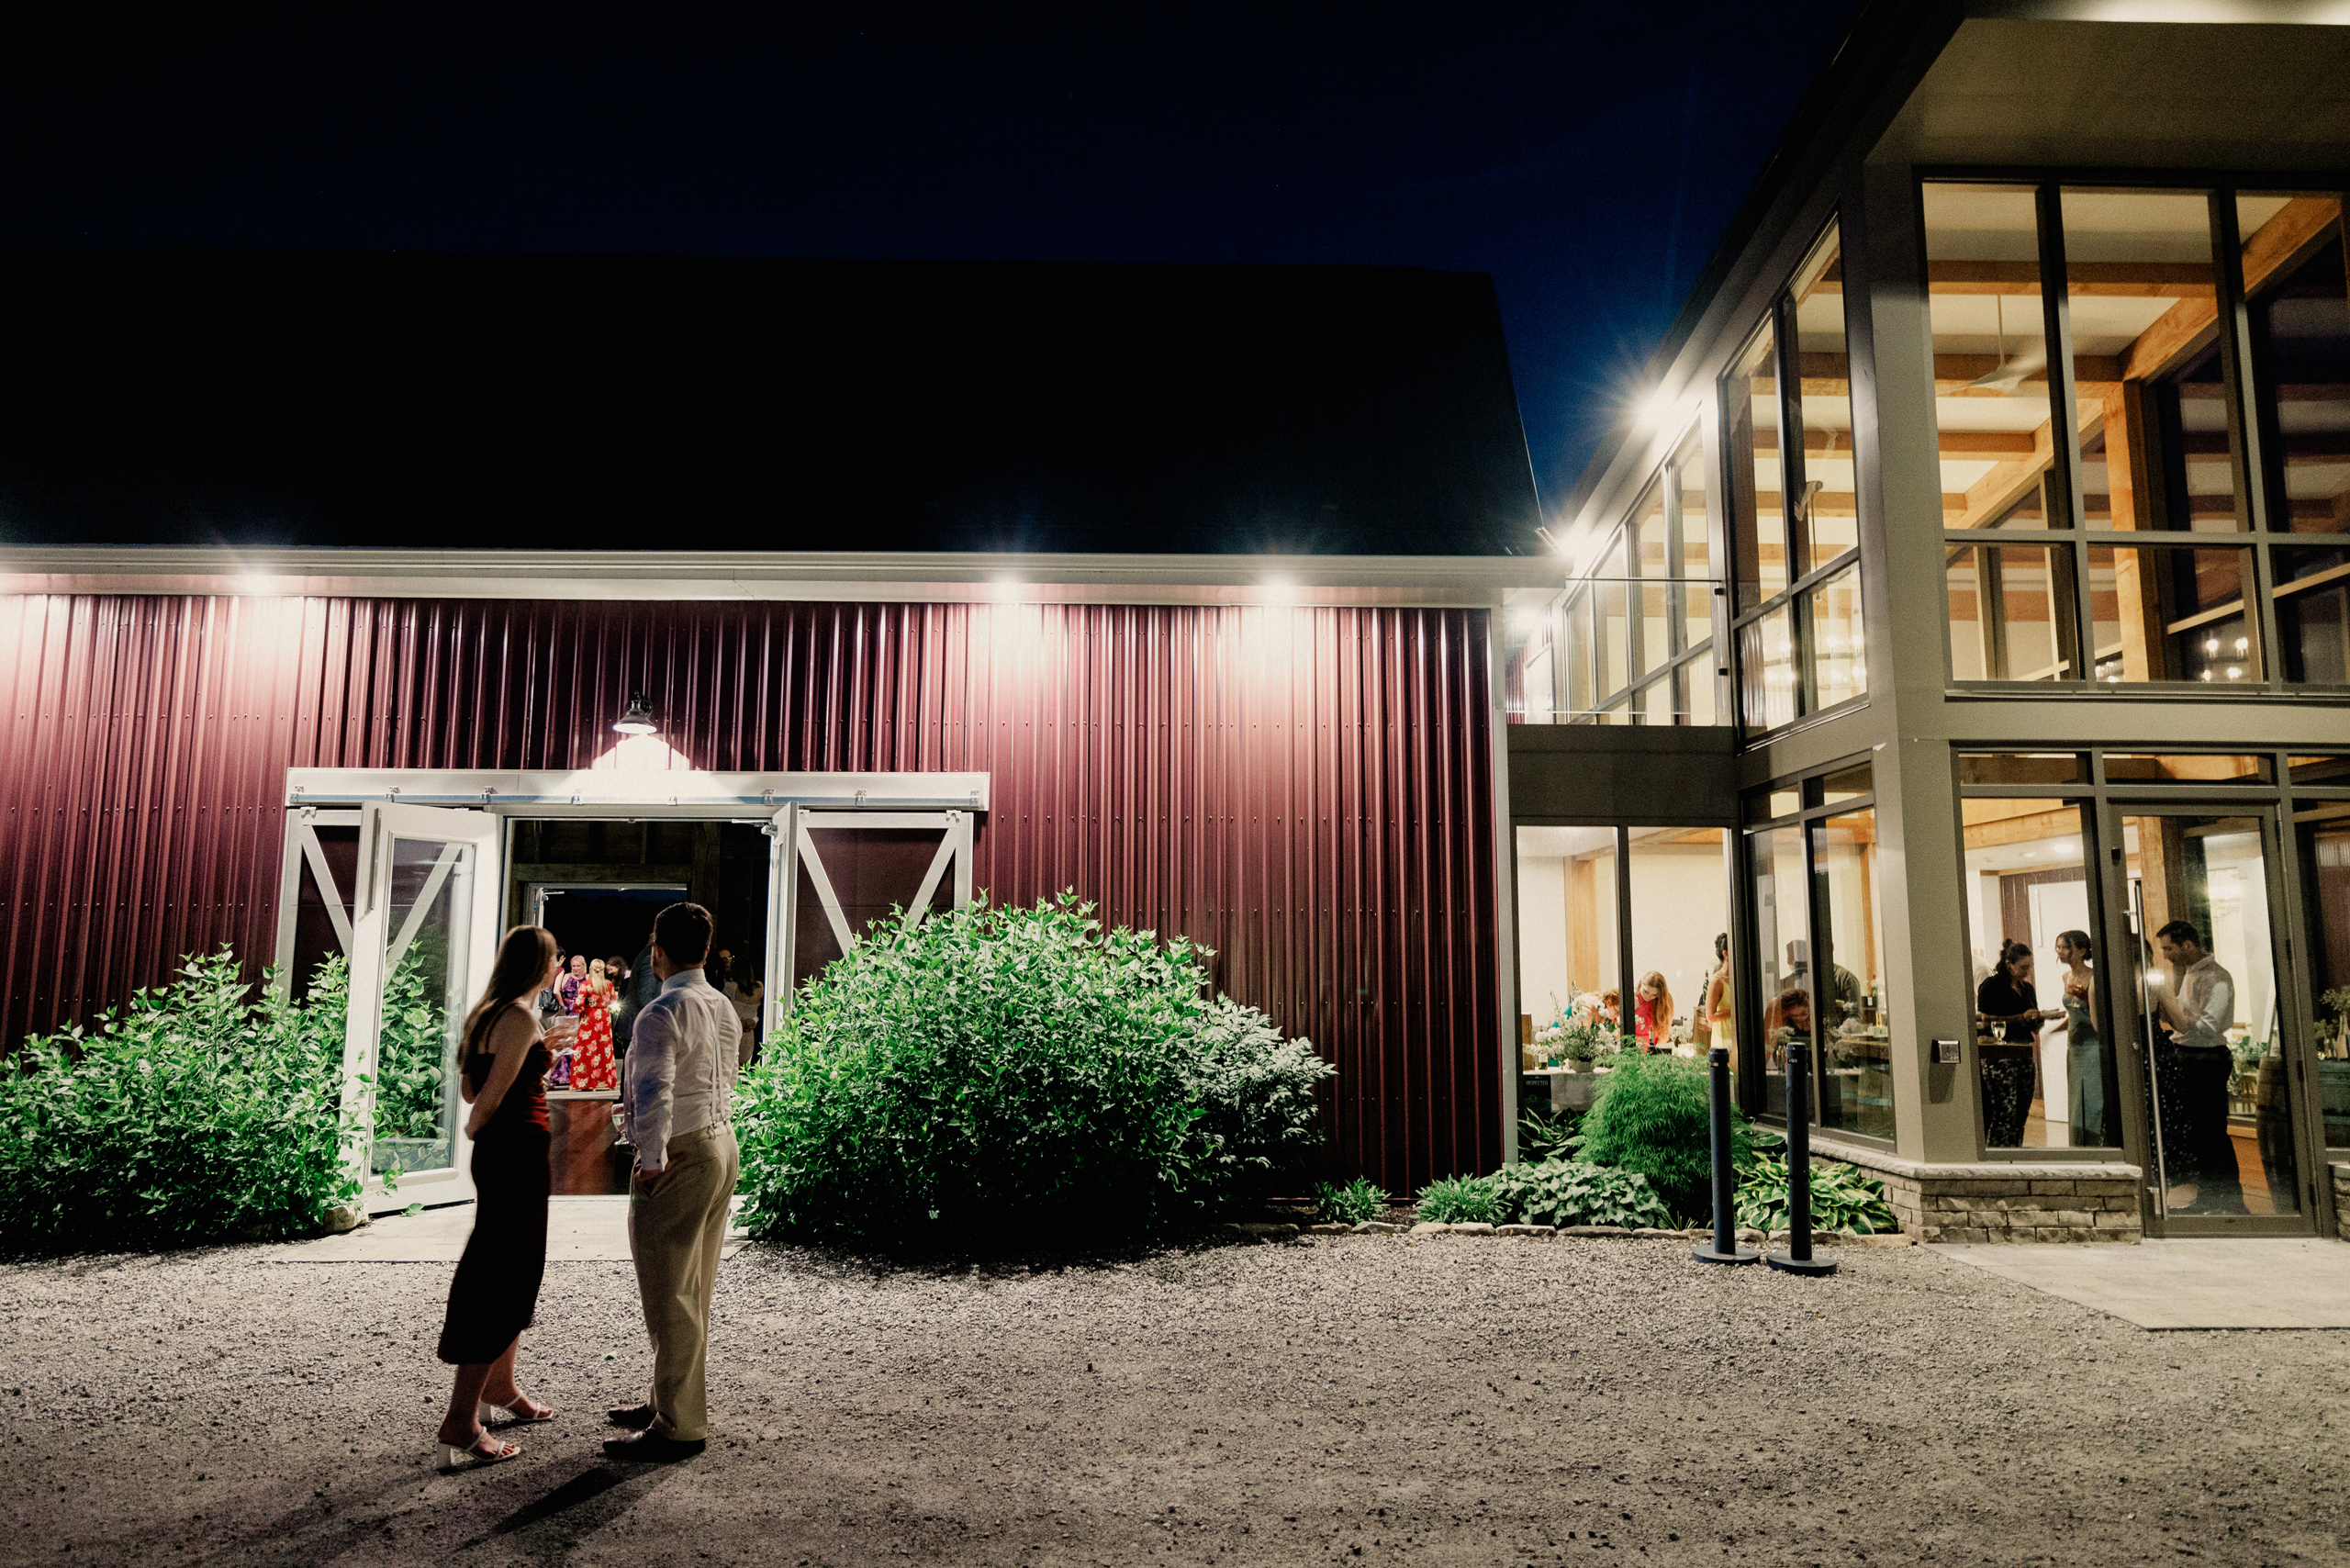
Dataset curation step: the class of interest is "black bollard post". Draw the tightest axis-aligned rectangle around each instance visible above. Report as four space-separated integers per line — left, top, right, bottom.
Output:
1692 1047 1758 1266
1768 1038 1837 1276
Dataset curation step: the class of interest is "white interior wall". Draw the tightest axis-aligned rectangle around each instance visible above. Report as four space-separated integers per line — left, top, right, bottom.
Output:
1516 851 1571 1028
1626 841 1729 1028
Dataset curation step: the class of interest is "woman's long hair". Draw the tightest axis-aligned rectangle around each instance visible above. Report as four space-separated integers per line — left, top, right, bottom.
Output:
1639 969 1674 1036
1997 938 2033 980
462 925 560 1059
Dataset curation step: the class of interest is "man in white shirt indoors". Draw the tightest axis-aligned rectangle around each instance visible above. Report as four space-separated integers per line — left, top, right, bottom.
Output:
606 902 743 1461
2152 918 2245 1215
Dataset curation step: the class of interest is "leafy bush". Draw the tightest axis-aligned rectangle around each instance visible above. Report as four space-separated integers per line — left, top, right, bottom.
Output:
1415 1174 1505 1225
0 951 364 1252
372 941 449 1142
1313 1176 1389 1226
733 895 1333 1245
1186 996 1337 1204
1735 1155 1899 1236
1576 1051 1748 1222
1489 1159 1677 1230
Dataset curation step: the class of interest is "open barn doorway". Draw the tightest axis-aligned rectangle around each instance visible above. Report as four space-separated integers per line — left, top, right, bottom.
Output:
507 817 773 1195
274 769 991 1209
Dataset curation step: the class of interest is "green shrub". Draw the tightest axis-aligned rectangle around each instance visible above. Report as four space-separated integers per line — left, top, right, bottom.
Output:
1415 1174 1505 1225
1576 1052 1749 1222
1313 1176 1388 1226
733 894 1333 1245
0 951 364 1253
372 940 450 1142
1735 1155 1899 1236
1490 1159 1676 1230
1185 996 1337 1204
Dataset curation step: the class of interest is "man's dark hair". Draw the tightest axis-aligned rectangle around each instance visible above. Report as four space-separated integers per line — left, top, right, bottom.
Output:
2154 919 2203 949
654 902 714 968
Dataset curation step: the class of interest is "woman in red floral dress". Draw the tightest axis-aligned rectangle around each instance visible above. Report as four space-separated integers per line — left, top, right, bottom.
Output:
571 958 619 1092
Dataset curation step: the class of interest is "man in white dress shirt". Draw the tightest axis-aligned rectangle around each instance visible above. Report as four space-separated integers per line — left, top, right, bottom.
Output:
2153 919 2244 1214
605 902 742 1461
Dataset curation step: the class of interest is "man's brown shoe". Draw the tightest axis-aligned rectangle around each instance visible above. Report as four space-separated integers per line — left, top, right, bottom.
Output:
602 1427 705 1462
606 1402 657 1429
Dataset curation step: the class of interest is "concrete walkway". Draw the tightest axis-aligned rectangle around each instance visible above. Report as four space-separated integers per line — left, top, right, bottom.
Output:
257 1195 752 1262
1936 1237 2350 1328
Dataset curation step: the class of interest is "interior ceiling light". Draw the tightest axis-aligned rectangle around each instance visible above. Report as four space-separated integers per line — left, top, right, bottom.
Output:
611 690 658 736
1964 295 2046 393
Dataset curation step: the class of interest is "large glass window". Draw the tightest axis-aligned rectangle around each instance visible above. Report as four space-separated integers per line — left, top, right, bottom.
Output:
1930 181 2350 691
1506 426 1723 725
1743 762 1900 1144
2123 813 2299 1217
1960 798 2120 1149
2248 200 2350 684
1924 185 2055 532
1628 827 1730 1052
2293 801 2350 1157
1727 324 1786 610
1813 804 1892 1141
1728 218 1865 734
1807 564 1866 709
1738 604 1797 732
1790 225 1857 572
1516 824 1729 1052
1515 826 1618 1041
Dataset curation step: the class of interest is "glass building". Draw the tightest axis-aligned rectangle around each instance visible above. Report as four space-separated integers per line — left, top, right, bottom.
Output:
1504 2 2350 1241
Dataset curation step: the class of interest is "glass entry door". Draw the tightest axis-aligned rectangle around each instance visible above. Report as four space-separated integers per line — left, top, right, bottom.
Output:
2109 806 2315 1234
341 803 503 1213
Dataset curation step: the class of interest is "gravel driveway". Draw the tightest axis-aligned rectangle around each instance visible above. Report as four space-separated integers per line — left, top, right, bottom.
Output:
3 1233 2345 1565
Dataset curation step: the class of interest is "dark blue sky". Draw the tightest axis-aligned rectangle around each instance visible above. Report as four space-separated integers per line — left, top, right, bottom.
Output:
0 4 1860 514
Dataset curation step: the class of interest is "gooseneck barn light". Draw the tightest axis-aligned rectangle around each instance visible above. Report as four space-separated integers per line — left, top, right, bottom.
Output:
611 690 658 736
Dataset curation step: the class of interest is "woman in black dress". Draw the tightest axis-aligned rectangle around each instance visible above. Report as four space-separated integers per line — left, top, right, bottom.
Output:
434 924 562 1471
1975 939 2062 1147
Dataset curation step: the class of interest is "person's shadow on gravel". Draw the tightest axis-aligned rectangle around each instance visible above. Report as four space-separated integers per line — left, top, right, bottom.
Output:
185 1458 682 1566
469 1463 676 1546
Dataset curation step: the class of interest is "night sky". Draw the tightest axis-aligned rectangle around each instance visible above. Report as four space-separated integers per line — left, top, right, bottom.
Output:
0 4 1859 522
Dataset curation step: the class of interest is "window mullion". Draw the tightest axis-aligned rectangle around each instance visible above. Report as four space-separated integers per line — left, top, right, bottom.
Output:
2210 191 2289 689
2037 183 2095 677
1774 293 1807 592
1615 825 1635 1027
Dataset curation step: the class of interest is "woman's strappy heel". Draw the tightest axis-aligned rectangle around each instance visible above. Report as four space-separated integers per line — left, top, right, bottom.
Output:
438 1430 522 1472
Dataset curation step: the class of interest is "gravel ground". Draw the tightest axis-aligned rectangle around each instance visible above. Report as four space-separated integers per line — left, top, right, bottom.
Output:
3 1233 2346 1567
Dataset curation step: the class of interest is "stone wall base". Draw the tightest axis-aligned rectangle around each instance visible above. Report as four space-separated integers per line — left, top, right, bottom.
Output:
2333 1163 2349 1244
1807 1137 2143 1245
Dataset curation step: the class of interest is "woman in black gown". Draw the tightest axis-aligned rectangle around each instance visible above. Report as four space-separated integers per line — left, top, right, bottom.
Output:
434 925 562 1470
1975 939 2062 1147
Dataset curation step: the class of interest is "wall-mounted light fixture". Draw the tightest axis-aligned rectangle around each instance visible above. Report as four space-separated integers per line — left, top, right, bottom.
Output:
611 690 658 736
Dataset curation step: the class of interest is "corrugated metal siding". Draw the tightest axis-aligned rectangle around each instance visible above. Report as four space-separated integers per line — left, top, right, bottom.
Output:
0 594 1499 1190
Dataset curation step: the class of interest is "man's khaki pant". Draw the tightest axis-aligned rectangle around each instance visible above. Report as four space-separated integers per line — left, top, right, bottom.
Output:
627 1122 738 1441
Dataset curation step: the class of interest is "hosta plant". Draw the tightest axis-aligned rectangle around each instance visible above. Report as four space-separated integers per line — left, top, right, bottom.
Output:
1489 1159 1677 1231
1313 1176 1389 1226
1735 1154 1899 1236
1414 1173 1505 1225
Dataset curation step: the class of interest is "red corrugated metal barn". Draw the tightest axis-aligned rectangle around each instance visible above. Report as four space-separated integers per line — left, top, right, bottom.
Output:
0 252 1544 1195
0 588 1507 1193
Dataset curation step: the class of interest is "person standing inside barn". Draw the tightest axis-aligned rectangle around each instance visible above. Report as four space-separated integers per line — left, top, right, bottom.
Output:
606 902 741 1461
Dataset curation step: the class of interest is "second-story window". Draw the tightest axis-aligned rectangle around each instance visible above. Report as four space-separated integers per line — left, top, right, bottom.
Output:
1515 425 1723 726
1927 180 2349 691
1727 218 1865 734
